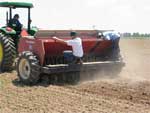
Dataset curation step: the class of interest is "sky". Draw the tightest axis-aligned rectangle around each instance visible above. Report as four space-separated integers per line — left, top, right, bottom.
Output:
0 0 150 33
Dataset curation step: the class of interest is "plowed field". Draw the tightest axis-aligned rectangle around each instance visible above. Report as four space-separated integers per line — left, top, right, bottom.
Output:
0 39 150 113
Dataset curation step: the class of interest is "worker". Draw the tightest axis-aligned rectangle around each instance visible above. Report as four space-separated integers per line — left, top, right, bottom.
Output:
52 31 83 64
98 31 120 40
8 14 22 34
98 31 121 59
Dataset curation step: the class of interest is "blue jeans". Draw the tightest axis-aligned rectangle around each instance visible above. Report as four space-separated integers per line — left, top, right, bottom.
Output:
111 38 120 59
63 51 82 64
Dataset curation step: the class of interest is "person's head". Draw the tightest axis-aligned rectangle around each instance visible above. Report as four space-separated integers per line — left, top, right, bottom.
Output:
98 32 103 38
70 31 77 39
13 14 19 19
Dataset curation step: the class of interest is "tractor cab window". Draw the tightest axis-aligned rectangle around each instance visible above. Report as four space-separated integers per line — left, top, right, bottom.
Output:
8 14 22 33
8 8 28 34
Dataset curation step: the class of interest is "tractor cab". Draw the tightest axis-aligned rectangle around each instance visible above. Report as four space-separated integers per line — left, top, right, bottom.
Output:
0 2 38 72
0 1 37 36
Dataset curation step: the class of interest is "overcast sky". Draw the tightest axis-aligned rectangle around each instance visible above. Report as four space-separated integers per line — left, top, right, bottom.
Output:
0 0 150 33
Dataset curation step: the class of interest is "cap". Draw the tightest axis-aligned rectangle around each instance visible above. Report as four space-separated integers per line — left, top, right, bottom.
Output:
70 31 77 36
14 14 19 18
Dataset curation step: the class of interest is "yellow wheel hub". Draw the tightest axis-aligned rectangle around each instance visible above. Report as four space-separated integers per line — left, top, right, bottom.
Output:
0 43 3 63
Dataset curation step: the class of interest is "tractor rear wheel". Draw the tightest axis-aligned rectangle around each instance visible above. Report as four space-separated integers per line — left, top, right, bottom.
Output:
17 51 40 85
0 33 16 72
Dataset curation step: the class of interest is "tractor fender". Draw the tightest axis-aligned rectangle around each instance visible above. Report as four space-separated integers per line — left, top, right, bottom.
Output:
18 38 45 66
0 27 16 35
29 27 38 36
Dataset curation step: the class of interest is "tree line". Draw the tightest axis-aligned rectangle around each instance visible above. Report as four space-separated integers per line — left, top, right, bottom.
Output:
121 32 150 37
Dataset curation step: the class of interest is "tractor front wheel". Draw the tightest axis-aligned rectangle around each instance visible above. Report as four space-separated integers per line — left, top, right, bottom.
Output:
17 51 40 85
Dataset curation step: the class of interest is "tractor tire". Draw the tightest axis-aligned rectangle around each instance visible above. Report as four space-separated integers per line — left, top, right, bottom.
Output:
17 51 40 85
0 33 16 72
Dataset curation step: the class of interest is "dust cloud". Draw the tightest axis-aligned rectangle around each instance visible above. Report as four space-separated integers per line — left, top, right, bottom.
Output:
80 39 150 84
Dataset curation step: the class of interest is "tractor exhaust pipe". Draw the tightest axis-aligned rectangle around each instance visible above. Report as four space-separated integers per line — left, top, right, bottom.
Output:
28 8 31 33
6 11 8 25
9 7 12 20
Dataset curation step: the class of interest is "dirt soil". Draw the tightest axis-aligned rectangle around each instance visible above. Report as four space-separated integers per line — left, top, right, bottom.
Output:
0 39 150 113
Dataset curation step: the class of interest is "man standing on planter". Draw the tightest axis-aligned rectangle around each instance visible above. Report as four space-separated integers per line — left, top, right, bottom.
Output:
52 31 83 64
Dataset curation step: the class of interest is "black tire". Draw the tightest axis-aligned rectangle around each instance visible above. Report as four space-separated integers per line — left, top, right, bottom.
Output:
0 33 16 72
17 51 40 85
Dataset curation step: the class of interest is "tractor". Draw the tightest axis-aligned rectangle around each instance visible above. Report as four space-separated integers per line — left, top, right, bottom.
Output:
0 1 37 72
0 2 124 84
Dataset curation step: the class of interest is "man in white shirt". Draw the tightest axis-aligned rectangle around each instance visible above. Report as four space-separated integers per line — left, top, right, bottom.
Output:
52 31 83 64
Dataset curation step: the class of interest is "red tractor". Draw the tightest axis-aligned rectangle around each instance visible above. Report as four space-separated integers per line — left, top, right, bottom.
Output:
17 30 124 85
